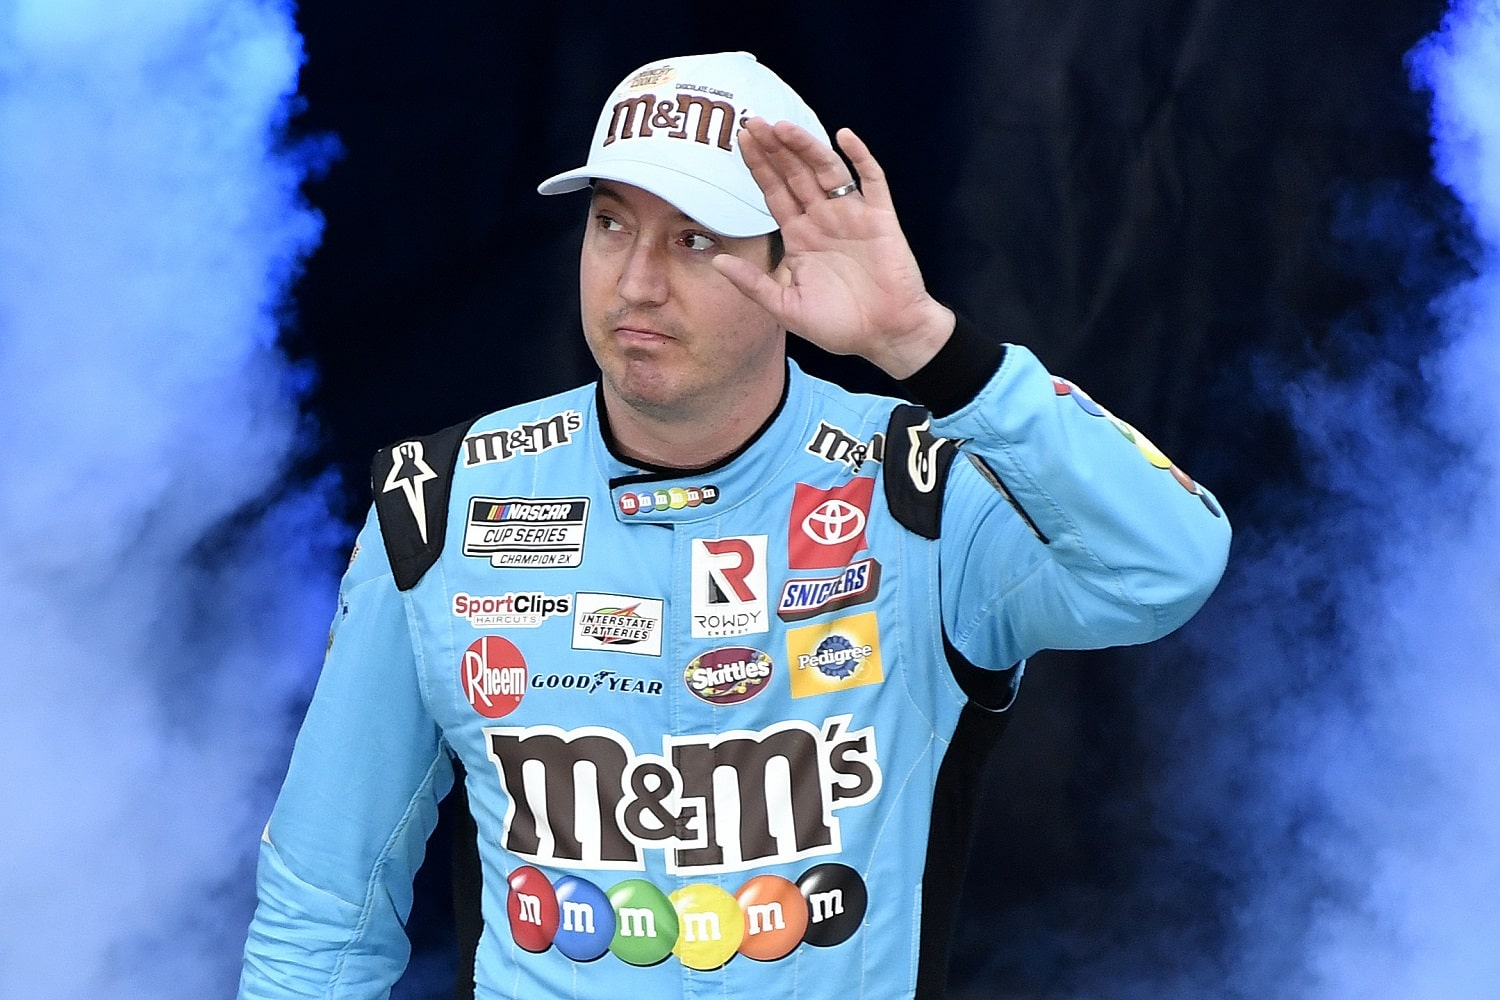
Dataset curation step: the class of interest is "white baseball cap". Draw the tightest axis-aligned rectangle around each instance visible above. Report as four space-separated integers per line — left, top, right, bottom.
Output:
537 51 830 238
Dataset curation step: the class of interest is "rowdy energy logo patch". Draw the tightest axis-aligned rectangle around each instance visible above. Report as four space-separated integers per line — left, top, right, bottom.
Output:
571 593 664 656
786 612 884 698
464 496 589 568
690 536 768 638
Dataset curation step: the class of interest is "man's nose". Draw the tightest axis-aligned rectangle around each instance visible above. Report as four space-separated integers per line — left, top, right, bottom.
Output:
617 237 669 305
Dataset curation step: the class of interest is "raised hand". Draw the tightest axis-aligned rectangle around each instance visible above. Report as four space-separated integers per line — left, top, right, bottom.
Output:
713 117 955 379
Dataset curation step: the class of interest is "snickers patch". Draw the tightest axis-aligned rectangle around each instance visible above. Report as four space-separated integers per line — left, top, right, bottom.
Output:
777 559 881 622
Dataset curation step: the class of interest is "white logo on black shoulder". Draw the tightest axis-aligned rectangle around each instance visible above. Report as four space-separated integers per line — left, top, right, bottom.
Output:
383 441 438 542
905 419 948 494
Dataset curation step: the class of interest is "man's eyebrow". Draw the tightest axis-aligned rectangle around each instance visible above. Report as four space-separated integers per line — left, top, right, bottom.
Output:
591 182 697 225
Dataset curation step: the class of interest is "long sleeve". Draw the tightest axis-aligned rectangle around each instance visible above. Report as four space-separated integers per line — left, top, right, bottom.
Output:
915 320 1231 671
238 510 454 999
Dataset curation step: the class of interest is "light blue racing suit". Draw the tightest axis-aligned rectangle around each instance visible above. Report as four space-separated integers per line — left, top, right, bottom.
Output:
239 319 1230 999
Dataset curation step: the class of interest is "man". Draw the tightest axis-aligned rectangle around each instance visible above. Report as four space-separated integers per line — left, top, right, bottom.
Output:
239 51 1230 1000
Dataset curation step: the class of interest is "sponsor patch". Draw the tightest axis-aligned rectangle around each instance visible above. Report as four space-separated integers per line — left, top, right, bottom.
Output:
788 479 874 569
482 714 880 876
618 484 719 515
528 670 663 697
571 593 664 656
453 592 572 629
805 421 885 472
691 535 769 638
461 635 528 718
777 558 881 622
626 65 675 90
462 410 583 468
684 646 773 705
464 496 589 568
603 91 740 153
786 612 884 698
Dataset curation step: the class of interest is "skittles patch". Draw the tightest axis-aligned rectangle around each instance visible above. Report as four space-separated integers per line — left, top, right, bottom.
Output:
683 646 774 704
786 612 884 699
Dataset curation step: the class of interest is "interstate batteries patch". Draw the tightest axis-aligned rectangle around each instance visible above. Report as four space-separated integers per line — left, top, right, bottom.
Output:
464 497 589 568
571 593 664 656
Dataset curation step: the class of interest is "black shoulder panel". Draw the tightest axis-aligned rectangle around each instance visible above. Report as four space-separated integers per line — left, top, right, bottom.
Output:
882 403 961 540
371 419 475 592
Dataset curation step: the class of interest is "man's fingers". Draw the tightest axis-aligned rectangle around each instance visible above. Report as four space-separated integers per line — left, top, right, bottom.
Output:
741 118 818 213
712 252 791 320
737 123 803 223
767 120 859 207
834 128 891 211
742 118 859 212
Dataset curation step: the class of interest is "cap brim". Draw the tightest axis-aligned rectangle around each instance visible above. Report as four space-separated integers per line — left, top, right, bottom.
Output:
537 159 776 239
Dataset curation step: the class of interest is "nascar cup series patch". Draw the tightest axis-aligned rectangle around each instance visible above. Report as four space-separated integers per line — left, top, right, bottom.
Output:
463 496 590 568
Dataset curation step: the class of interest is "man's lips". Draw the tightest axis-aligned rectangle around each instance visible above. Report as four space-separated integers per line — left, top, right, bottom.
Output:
614 324 674 344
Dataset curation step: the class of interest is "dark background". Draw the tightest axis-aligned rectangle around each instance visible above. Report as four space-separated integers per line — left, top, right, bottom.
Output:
283 1 1455 994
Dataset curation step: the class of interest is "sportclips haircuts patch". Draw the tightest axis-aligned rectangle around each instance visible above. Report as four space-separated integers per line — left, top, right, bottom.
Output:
464 497 589 568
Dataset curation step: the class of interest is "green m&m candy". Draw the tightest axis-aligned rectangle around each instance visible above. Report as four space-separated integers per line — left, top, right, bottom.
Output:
607 879 678 967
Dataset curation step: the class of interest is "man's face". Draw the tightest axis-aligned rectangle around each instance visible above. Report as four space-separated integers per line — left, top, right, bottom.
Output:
579 181 783 424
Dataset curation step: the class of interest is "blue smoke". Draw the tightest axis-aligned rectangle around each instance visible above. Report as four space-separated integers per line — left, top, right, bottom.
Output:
0 1 342 997
1089 3 1500 997
949 4 1500 998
